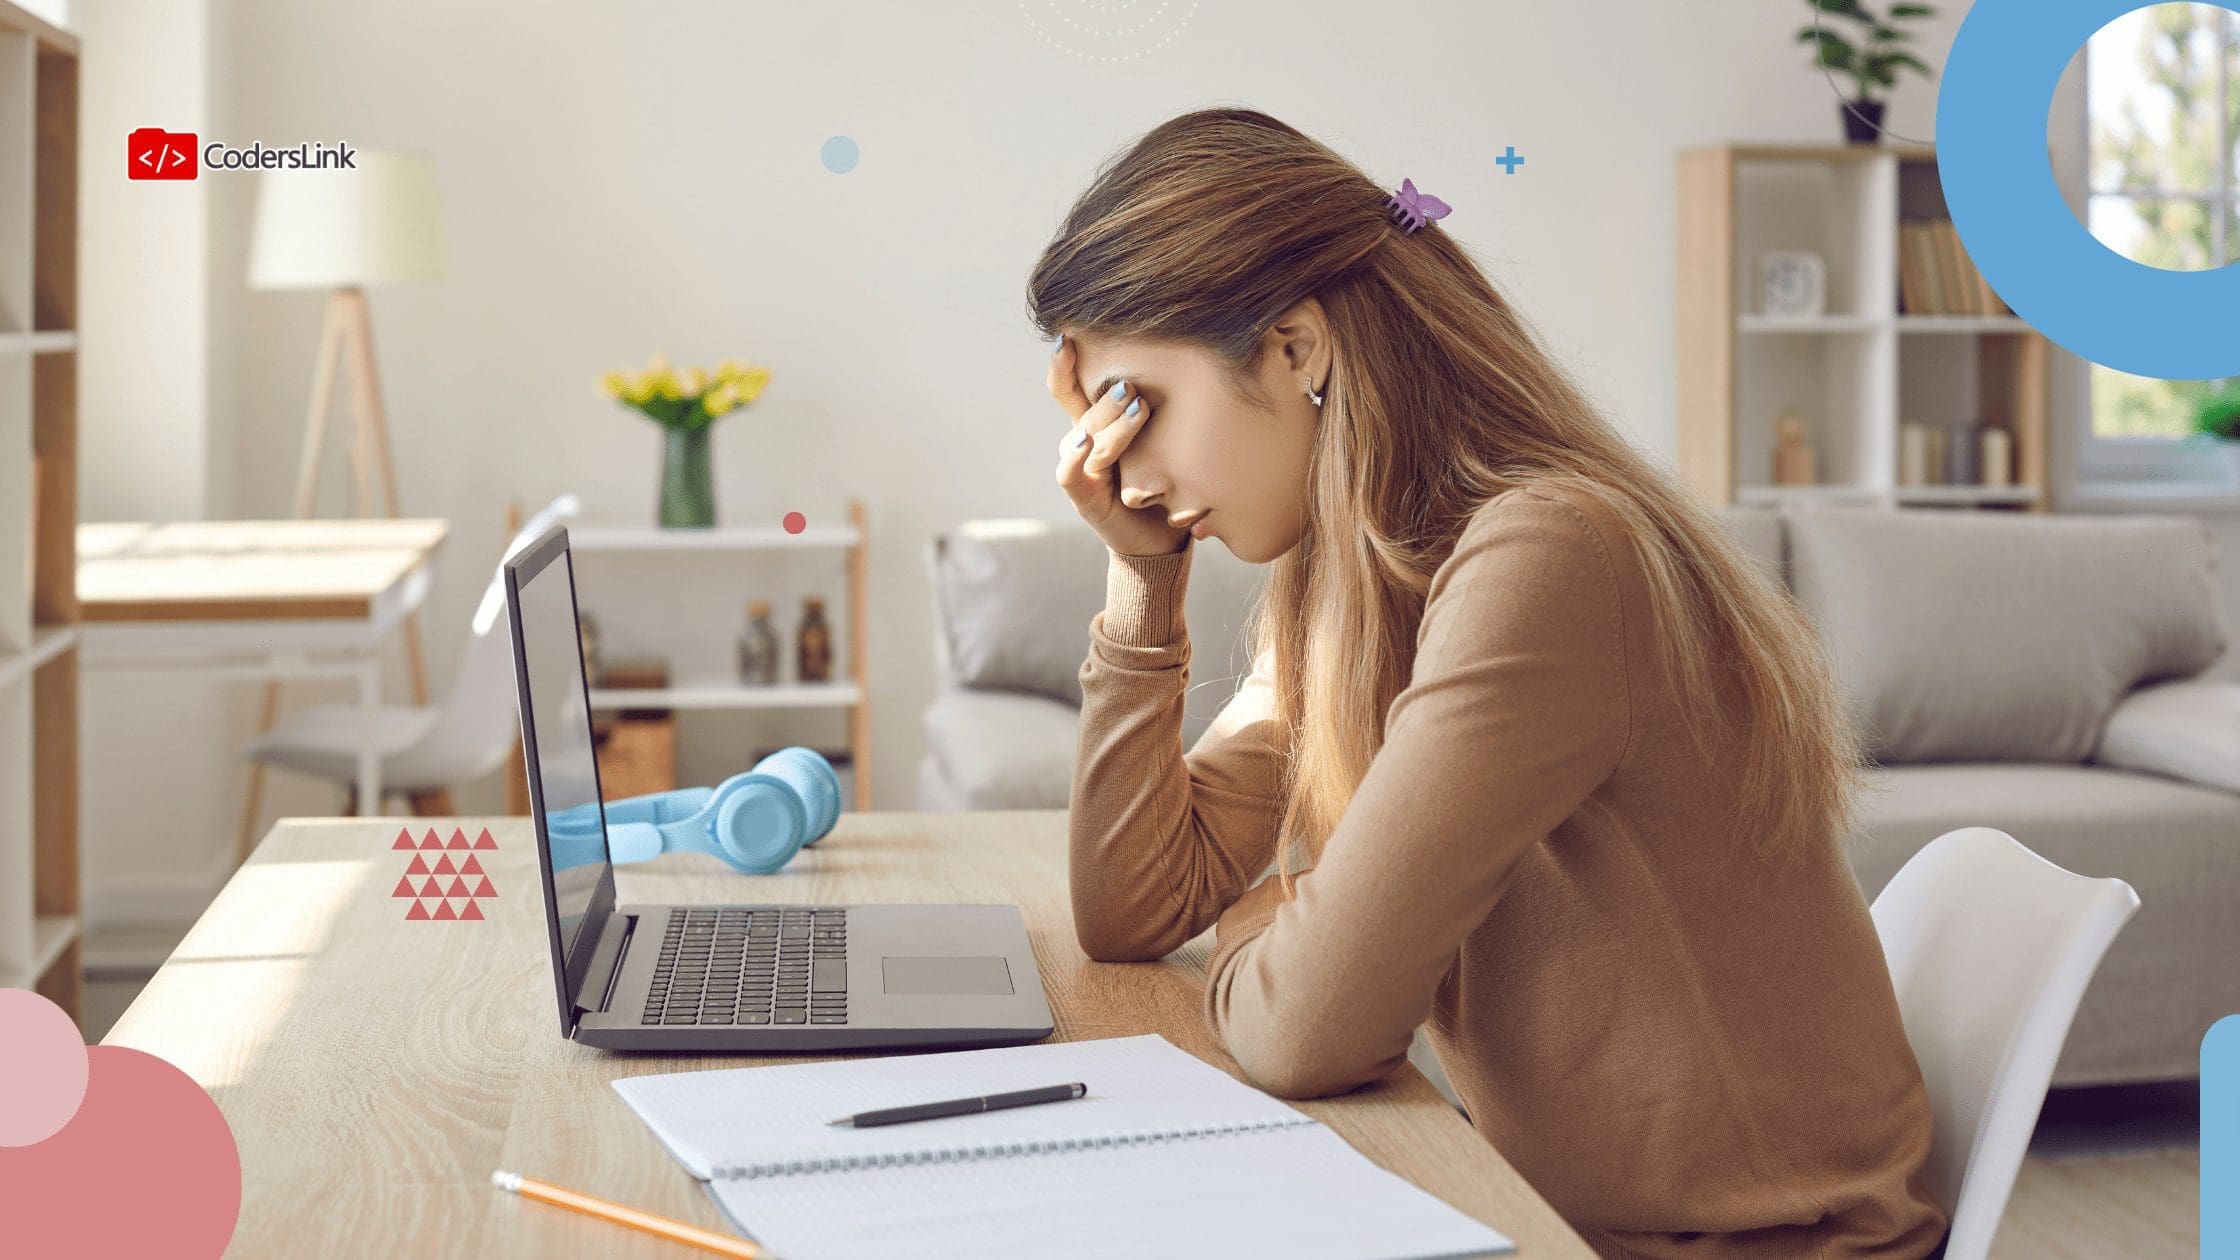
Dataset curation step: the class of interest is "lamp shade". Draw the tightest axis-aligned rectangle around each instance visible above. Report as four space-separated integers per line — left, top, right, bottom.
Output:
247 148 448 289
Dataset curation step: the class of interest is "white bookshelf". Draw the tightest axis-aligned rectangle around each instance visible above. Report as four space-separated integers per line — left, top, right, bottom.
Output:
565 499 873 812
0 0 78 1018
1678 144 2049 512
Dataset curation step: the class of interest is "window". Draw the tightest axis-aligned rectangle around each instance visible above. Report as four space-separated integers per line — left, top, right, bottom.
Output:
2082 4 2238 453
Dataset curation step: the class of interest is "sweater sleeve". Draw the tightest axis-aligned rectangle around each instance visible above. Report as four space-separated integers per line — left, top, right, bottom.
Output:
1069 539 1291 962
1201 489 1634 1099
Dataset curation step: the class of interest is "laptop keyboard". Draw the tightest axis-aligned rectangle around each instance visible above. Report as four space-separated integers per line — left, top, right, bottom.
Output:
642 907 849 1026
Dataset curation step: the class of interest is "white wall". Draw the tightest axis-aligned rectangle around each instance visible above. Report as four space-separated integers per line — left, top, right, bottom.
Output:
70 0 2236 927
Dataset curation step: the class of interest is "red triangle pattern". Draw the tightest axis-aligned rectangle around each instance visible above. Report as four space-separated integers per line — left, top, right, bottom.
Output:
447 828 470 850
419 877 445 899
390 875 417 898
419 830 443 851
445 876 471 898
472 876 497 899
431 854 457 876
460 900 485 921
392 828 416 851
473 829 497 850
405 853 430 876
405 900 430 920
432 900 458 921
460 855 484 876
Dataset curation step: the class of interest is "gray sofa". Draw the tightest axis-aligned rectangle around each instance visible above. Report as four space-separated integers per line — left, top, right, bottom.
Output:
920 506 2239 1086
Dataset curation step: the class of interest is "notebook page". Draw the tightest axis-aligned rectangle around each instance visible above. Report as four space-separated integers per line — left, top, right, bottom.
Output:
706 1122 1516 1260
611 1034 1315 1180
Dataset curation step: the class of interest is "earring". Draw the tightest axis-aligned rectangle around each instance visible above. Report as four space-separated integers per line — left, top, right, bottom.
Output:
1305 379 1324 408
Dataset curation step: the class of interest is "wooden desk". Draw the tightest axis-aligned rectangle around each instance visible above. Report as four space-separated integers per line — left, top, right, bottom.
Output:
102 811 1592 1258
76 518 448 812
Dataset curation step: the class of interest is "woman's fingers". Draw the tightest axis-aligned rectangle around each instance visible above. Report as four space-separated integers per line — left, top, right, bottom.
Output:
1082 390 1147 479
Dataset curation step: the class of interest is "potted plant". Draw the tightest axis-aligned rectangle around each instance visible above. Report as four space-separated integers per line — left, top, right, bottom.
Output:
2193 385 2240 487
1797 0 1939 145
599 353 772 528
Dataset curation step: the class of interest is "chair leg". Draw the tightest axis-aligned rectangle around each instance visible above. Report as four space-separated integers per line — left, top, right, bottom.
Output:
408 789 455 816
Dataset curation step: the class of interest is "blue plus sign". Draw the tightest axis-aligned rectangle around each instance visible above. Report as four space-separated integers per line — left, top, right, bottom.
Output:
1495 145 1524 174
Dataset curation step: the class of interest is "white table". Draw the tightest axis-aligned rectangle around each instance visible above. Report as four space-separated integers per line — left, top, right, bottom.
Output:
75 518 449 812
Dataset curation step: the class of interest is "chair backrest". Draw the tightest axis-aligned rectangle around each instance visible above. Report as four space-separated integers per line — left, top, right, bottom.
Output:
410 495 581 779
1869 826 2139 1260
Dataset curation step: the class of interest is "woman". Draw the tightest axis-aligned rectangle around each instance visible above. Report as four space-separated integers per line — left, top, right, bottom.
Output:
1026 108 1947 1259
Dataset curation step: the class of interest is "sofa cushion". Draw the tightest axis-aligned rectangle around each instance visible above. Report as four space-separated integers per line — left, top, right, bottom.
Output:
926 519 1267 710
1787 507 2227 764
1717 505 1786 586
1849 761 2240 1084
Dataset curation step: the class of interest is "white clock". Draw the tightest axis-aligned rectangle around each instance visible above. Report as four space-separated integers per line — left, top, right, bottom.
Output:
1759 251 1828 318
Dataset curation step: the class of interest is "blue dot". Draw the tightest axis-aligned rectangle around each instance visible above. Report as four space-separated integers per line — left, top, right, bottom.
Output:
821 136 859 174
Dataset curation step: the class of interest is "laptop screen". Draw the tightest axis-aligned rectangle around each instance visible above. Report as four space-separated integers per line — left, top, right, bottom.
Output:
506 531 612 964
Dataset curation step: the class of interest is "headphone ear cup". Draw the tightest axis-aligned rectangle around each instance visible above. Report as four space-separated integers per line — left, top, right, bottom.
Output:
707 774 811 874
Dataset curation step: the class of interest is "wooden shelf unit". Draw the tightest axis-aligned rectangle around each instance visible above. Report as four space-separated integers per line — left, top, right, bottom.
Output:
1677 143 2049 512
0 0 79 1019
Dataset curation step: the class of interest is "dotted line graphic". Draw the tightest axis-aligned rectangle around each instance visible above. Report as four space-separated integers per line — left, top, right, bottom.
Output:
1015 0 1198 63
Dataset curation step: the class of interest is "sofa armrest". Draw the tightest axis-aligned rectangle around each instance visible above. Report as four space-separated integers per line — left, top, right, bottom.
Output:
2091 676 2240 795
918 685 1082 811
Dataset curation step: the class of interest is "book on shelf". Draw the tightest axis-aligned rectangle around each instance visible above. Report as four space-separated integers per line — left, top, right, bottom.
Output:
1898 219 2010 317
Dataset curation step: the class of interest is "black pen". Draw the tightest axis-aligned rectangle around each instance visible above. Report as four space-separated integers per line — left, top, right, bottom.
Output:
826 1081 1089 1128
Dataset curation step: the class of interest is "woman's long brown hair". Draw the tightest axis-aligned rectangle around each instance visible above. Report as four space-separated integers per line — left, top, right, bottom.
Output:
1026 107 1868 894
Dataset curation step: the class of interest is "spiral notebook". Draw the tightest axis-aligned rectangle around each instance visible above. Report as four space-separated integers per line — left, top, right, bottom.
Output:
612 1032 1516 1260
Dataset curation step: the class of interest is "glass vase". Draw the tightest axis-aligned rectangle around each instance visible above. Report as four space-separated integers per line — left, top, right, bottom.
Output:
658 426 716 528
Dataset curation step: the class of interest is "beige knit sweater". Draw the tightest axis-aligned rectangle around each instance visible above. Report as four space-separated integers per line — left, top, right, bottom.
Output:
1068 482 1947 1258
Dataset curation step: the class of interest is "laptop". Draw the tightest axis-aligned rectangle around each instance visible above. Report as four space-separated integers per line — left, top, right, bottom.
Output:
503 524 1056 1052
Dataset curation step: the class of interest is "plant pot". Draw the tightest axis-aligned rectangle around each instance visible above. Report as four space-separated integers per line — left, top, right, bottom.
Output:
658 426 716 528
1841 98 1885 146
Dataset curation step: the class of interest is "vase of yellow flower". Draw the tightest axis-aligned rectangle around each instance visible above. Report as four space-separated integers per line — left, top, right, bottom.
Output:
598 353 773 528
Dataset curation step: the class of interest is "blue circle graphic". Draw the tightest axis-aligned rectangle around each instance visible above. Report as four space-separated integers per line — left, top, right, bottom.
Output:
1940 0 2240 381
821 135 860 174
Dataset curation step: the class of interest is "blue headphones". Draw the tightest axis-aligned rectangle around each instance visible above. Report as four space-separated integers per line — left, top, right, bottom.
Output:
545 746 842 875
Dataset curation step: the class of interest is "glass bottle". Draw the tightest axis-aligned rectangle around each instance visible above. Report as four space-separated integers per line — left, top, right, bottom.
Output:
736 600 779 685
796 596 833 683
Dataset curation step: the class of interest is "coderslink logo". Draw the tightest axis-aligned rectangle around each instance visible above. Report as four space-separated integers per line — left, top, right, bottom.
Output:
127 127 355 180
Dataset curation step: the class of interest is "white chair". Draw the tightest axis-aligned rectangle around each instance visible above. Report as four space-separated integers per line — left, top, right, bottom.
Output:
239 495 581 827
1870 826 2140 1260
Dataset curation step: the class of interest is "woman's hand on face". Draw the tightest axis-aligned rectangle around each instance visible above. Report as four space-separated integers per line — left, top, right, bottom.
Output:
1049 336 1190 558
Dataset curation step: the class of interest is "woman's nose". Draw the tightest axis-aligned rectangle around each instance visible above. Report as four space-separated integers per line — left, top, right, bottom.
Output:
1119 482 1162 511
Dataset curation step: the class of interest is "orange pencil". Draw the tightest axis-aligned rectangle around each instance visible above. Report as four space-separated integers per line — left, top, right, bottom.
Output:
491 1168 778 1259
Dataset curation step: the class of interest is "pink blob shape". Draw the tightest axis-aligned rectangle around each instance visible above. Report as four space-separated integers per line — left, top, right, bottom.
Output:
782 511 807 534
0 1045 241 1257
0 988 88 1147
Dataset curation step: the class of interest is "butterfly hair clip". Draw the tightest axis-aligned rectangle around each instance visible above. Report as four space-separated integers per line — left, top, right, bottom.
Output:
1384 177 1452 234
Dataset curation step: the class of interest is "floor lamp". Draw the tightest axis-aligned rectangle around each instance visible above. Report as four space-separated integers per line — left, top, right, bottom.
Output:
238 149 449 851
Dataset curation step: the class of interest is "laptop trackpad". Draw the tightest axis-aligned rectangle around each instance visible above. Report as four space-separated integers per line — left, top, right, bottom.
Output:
881 956 1014 996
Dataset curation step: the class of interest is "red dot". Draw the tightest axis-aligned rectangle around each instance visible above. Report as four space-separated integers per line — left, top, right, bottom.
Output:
782 512 807 534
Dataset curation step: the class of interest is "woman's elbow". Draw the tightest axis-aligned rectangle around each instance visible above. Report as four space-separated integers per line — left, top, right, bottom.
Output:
1223 1014 1405 1100
1070 899 1183 962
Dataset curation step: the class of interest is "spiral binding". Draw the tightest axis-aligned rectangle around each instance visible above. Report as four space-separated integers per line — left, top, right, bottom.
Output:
710 1114 1316 1180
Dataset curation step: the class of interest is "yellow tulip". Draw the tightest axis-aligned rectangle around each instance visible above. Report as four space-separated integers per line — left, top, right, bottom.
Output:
621 372 657 405
716 358 750 381
652 368 681 402
598 370 627 398
704 382 739 415
733 367 771 404
682 366 709 397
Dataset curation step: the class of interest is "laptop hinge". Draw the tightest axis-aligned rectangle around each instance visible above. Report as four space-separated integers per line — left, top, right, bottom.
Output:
574 910 637 1019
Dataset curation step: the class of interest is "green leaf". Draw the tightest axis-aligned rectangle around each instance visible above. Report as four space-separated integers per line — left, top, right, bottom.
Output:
1887 3 1935 17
